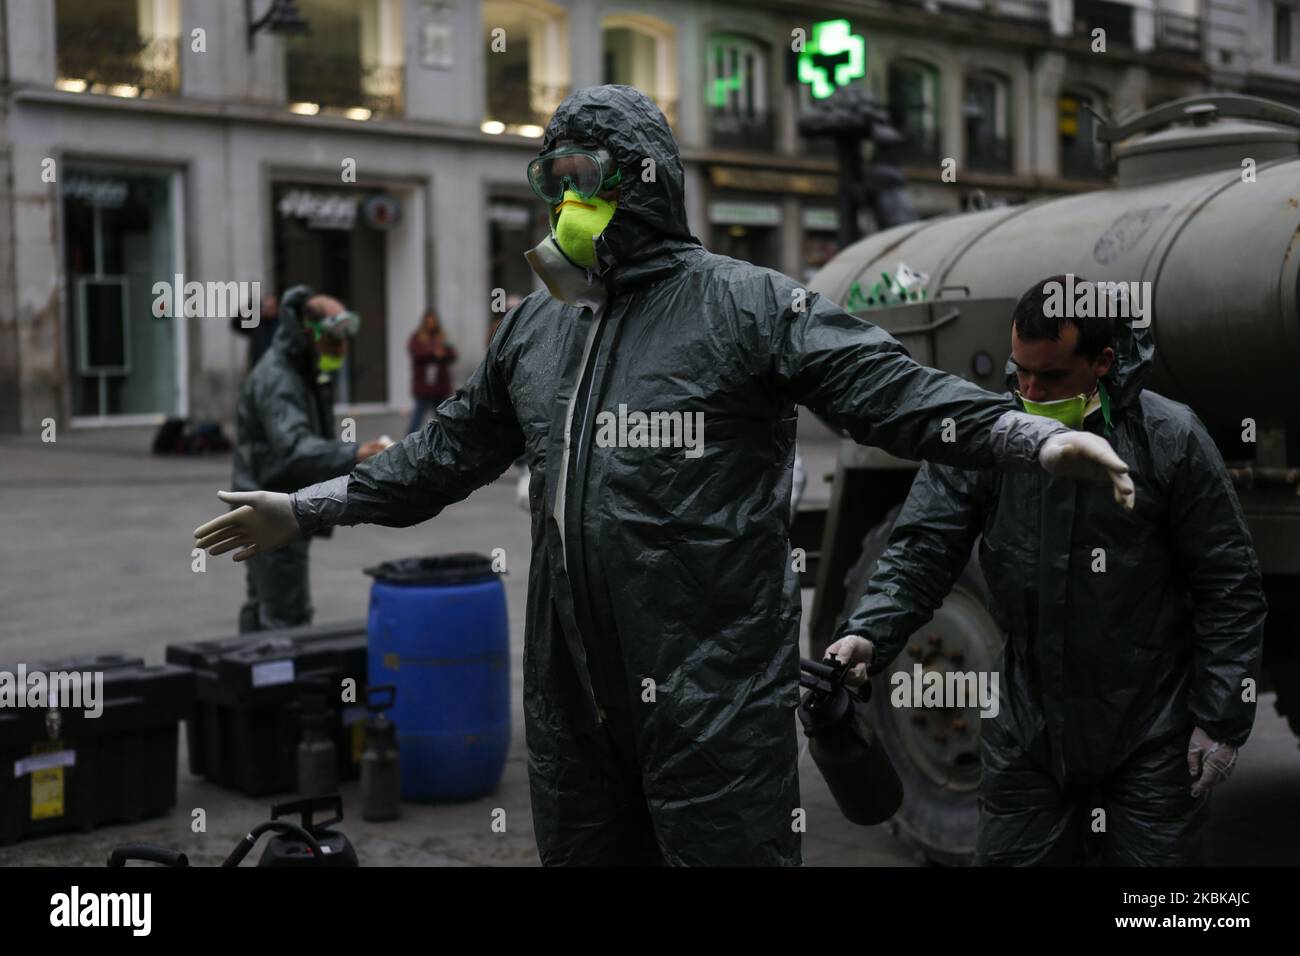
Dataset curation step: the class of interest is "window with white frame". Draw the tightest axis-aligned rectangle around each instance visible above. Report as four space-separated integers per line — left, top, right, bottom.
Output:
602 15 678 127
483 0 570 135
706 33 772 149
285 0 406 118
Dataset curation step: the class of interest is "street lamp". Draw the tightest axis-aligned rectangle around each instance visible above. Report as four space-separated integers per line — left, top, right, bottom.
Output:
246 0 311 51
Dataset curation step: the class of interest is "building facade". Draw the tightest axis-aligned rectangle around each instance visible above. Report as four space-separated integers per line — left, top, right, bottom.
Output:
1 0 1297 433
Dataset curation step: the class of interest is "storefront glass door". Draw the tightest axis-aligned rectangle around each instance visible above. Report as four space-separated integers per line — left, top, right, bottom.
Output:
62 167 182 420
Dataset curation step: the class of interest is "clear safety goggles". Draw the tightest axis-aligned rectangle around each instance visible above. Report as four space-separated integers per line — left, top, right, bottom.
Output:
527 146 622 204
308 310 361 341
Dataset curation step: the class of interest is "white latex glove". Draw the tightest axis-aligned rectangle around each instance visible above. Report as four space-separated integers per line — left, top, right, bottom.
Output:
826 634 874 687
194 490 300 562
1188 726 1238 797
1039 431 1135 511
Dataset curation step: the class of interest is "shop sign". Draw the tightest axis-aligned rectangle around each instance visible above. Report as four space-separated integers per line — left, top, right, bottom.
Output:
489 204 533 228
362 194 402 230
63 176 128 208
802 208 838 231
708 201 781 227
708 165 837 196
277 189 357 230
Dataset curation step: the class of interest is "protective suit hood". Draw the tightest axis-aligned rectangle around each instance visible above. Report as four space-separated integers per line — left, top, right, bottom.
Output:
271 284 318 379
538 84 701 294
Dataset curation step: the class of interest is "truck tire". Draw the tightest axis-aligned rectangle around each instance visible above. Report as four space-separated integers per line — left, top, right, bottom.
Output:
836 505 1005 866
1272 660 1300 743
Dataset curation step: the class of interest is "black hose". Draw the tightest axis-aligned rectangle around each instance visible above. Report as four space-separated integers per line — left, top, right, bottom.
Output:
107 845 190 868
221 821 327 867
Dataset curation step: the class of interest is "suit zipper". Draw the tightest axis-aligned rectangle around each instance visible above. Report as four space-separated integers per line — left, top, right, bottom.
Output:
561 303 610 723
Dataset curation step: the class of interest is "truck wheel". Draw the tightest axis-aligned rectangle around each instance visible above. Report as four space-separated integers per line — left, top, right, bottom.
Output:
836 505 1005 866
1273 661 1300 742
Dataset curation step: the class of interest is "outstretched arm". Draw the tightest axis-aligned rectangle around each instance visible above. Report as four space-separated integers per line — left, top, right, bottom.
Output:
197 321 525 559
772 290 1133 507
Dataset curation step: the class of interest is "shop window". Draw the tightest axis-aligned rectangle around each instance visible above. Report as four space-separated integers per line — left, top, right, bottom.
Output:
602 15 678 128
55 0 181 97
706 33 773 150
888 60 941 165
708 200 781 270
62 168 181 419
285 0 404 118
483 0 570 135
1059 90 1108 180
964 73 1012 173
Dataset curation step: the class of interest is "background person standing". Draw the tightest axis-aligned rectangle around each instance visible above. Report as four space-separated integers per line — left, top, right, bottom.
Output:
228 285 386 632
407 308 458 434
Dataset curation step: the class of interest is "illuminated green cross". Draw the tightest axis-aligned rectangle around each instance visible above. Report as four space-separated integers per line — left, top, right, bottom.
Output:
797 19 866 99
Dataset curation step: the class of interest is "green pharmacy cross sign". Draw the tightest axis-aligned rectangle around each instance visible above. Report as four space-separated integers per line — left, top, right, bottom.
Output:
797 20 866 100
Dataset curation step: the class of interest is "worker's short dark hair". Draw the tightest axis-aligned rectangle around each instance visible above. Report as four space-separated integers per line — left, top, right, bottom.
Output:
1012 274 1114 360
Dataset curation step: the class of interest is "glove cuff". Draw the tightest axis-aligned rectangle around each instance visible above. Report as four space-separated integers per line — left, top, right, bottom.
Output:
991 410 1069 471
290 474 350 535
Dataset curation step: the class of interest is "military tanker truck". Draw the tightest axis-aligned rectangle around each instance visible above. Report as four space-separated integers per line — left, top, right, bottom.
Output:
797 93 1300 865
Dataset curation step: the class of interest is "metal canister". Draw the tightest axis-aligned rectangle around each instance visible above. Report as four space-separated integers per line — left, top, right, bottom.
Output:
360 684 401 821
296 694 338 800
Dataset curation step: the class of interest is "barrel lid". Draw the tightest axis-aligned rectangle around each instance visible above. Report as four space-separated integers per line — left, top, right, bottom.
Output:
364 553 497 585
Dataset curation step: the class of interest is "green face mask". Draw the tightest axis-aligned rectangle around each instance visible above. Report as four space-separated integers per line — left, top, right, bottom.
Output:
318 353 344 374
552 190 617 269
1017 389 1093 430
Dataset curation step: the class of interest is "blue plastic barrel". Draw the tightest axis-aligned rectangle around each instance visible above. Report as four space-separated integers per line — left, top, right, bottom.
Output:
365 554 509 801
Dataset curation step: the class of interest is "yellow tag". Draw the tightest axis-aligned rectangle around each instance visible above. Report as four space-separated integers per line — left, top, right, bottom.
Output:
352 720 366 764
31 740 66 821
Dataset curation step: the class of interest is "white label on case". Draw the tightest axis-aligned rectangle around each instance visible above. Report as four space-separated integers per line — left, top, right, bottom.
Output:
251 659 295 687
14 749 76 778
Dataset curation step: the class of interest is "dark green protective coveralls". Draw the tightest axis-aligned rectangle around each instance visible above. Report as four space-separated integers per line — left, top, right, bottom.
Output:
232 286 357 631
838 313 1267 865
295 86 1067 865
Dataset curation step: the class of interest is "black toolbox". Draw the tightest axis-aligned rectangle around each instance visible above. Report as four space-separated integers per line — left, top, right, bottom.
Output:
0 654 193 846
165 621 369 796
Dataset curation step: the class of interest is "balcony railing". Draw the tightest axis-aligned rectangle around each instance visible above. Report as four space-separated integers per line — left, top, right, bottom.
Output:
709 109 775 151
56 22 179 96
1156 11 1202 56
967 134 1013 173
286 51 404 116
1074 0 1135 48
485 80 570 129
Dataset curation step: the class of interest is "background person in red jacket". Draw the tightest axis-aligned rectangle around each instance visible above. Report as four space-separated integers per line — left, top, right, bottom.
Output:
407 308 458 434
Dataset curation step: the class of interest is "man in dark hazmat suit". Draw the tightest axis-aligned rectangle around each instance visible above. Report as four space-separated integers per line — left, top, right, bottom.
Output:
829 276 1267 865
231 286 387 631
196 87 1138 865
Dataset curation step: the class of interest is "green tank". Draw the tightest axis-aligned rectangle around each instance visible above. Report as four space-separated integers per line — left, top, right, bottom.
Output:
799 94 1300 865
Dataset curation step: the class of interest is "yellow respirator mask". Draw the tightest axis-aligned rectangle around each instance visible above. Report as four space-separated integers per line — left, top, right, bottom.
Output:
552 190 618 269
